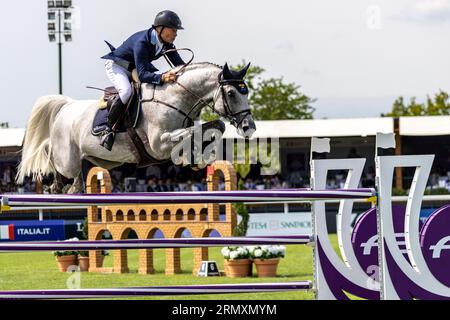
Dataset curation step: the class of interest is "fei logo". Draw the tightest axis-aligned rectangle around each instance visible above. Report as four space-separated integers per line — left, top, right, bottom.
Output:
360 233 407 255
351 205 420 276
429 236 450 259
420 205 450 287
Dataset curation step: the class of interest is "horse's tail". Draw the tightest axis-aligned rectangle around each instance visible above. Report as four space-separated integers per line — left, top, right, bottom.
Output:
16 95 72 184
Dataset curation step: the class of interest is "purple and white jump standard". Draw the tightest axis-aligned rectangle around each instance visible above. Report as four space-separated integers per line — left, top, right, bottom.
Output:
311 158 381 300
376 155 450 300
312 154 450 300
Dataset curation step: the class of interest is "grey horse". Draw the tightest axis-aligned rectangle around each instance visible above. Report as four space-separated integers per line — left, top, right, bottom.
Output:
16 62 256 193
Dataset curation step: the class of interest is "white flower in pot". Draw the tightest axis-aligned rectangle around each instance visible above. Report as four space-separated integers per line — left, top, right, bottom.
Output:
254 248 263 258
221 247 231 259
229 251 239 260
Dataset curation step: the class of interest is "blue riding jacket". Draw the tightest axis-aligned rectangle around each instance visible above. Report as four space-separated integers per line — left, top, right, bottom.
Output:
101 27 185 85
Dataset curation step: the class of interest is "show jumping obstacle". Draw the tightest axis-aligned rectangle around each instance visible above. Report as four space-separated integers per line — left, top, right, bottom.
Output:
2 134 450 300
85 161 238 275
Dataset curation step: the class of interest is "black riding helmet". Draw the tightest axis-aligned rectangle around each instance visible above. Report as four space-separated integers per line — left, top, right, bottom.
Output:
153 10 184 30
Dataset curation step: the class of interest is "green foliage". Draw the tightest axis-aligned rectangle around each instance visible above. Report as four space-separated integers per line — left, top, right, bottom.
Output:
201 61 315 121
82 217 88 240
425 187 450 195
250 77 315 120
78 251 89 257
53 250 78 257
233 178 249 237
383 90 450 117
392 188 408 196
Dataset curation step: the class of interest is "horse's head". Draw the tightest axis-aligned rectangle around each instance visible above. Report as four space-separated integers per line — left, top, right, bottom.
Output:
213 63 256 138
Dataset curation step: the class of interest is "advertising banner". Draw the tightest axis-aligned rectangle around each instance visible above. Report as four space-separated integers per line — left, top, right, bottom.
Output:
246 212 312 236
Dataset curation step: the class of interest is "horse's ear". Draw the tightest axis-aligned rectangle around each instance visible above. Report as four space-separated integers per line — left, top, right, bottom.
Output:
223 63 233 80
239 62 251 79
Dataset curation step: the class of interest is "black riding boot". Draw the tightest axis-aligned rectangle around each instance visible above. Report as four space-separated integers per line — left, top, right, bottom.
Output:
100 95 127 151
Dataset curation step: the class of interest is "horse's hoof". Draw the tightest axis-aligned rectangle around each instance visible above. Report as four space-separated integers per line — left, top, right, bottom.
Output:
67 186 83 194
62 185 72 194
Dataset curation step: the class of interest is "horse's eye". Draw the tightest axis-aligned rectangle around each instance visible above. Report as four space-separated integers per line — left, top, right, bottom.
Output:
227 91 235 97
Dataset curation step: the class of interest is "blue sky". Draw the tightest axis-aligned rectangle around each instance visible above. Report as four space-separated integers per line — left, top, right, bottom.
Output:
1 0 449 127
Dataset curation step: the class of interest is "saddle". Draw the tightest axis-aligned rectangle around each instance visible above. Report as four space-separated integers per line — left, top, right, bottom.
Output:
91 86 141 135
91 71 165 167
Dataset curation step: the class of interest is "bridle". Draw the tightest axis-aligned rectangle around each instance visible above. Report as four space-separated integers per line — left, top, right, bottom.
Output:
140 48 252 128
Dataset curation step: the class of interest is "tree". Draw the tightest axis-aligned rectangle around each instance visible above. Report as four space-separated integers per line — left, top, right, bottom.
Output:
250 77 315 120
383 90 450 117
201 62 315 121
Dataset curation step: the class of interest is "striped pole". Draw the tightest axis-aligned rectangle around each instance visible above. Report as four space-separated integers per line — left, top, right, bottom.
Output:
0 235 312 252
0 281 313 299
0 189 376 211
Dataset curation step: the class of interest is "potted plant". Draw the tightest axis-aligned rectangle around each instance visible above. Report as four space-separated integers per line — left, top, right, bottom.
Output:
53 237 79 272
221 246 251 278
248 245 286 277
54 250 78 272
78 250 90 272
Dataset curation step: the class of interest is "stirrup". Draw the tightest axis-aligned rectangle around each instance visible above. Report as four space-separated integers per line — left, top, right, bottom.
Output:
100 130 115 151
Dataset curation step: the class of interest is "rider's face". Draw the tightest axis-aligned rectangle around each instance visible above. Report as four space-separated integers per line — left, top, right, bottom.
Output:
159 27 178 44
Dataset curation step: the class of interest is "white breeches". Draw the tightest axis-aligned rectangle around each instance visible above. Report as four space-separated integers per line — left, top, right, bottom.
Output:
105 59 132 104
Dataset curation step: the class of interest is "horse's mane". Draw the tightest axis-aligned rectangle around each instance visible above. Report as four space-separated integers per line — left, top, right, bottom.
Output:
172 62 222 74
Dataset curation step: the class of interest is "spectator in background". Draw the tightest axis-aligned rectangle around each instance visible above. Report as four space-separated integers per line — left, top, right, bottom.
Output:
347 147 361 159
165 178 176 191
244 178 255 190
146 177 158 192
111 169 123 185
2 166 12 185
157 179 168 192
288 170 303 188
146 166 162 180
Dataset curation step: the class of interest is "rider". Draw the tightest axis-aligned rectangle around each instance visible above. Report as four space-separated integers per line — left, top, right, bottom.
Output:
100 10 185 151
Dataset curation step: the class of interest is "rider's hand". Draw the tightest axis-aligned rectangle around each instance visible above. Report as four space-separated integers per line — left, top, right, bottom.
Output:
162 72 177 83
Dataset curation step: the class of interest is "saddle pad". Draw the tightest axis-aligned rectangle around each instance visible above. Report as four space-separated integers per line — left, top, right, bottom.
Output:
91 108 111 135
91 96 142 136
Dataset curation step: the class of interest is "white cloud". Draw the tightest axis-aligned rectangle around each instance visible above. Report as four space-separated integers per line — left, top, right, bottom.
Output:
274 42 296 54
392 0 450 24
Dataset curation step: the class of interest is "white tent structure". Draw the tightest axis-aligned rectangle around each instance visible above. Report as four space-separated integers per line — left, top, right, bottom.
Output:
0 128 25 148
1 115 450 148
222 116 450 139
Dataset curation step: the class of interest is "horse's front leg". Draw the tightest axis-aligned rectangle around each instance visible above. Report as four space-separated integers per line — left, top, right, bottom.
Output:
160 127 194 145
66 173 84 194
159 120 225 144
159 122 224 169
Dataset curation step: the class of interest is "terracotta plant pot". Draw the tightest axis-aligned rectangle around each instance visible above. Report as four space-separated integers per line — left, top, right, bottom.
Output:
253 258 280 277
224 259 252 278
55 255 78 272
78 256 90 272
